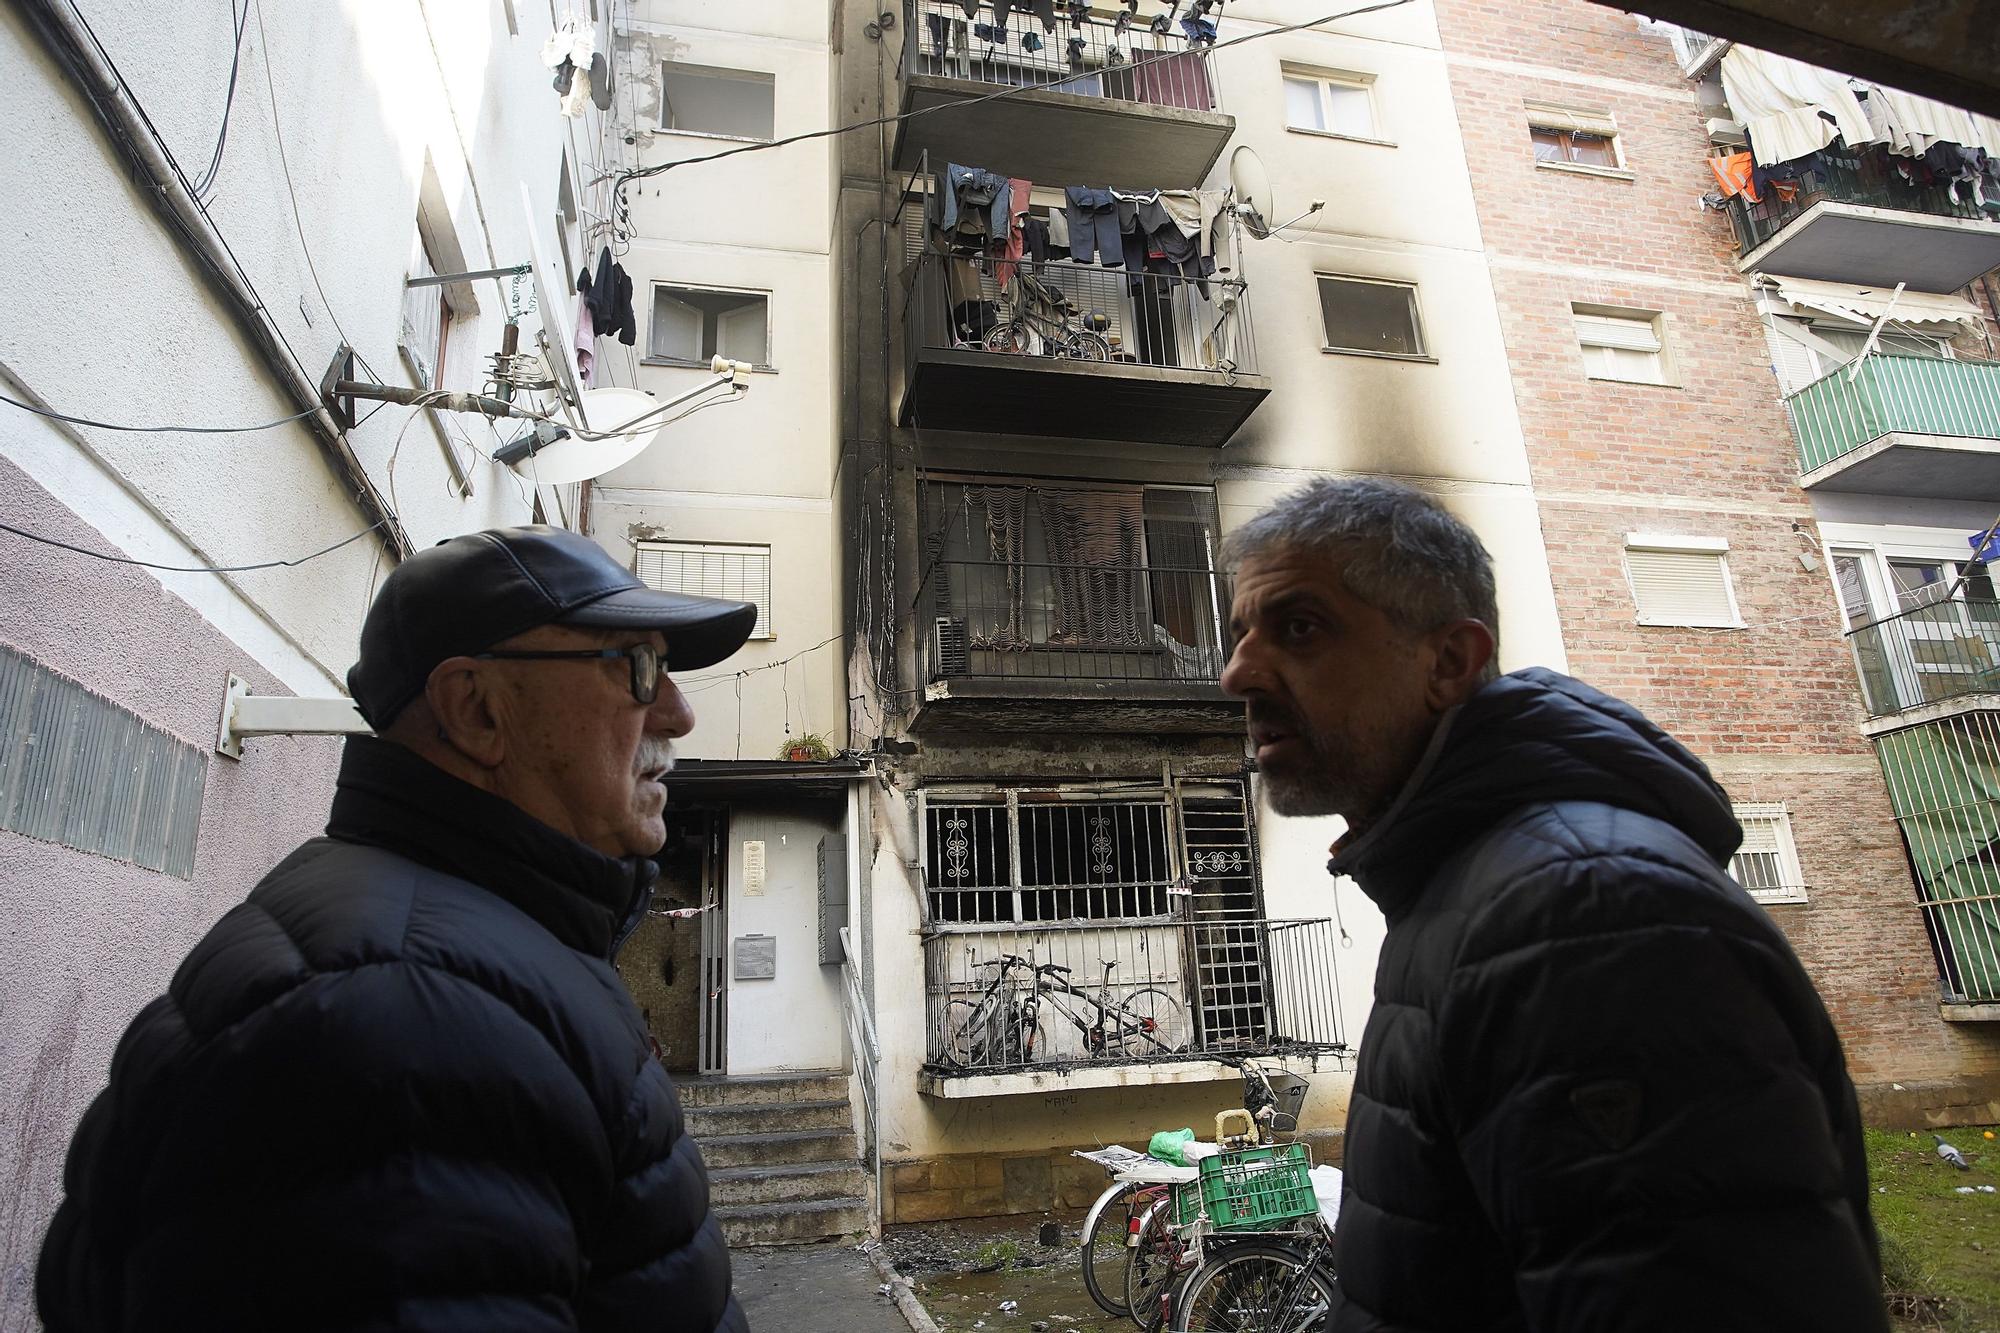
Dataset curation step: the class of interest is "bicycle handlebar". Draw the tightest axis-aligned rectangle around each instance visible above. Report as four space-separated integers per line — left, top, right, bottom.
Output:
974 953 1032 971
1037 963 1072 976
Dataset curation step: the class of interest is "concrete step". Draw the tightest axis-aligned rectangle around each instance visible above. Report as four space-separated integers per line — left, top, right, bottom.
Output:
685 1098 851 1139
716 1196 870 1246
709 1159 870 1208
700 1128 859 1170
674 1070 849 1108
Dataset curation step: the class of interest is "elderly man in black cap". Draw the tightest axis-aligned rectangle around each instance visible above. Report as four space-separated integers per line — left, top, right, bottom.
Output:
38 527 756 1333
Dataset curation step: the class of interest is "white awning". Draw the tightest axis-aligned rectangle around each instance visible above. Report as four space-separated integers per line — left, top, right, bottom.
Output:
1758 276 1986 332
1719 45 1877 166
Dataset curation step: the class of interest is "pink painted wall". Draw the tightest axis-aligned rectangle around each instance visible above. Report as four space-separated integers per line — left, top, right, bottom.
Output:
0 456 344 1326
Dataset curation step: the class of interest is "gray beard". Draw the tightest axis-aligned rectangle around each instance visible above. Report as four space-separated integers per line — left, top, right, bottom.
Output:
1262 767 1356 818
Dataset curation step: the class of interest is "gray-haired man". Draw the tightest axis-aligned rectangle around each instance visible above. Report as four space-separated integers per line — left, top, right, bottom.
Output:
1220 478 1885 1331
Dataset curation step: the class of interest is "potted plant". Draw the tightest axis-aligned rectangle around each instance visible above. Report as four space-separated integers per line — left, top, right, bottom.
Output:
778 732 833 762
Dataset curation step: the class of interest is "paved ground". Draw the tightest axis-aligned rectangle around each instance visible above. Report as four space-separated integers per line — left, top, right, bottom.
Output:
735 1242 910 1333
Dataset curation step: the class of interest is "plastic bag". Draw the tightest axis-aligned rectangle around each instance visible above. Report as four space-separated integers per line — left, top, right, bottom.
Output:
1148 1128 1196 1166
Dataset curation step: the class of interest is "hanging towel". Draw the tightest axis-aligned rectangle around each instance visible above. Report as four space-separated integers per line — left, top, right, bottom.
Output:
1707 151 1760 203
574 302 597 389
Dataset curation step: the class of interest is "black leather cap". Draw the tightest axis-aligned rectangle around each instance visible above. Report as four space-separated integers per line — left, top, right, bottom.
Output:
347 526 758 728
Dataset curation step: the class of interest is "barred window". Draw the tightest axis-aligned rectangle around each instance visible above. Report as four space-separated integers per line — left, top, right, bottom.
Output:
925 797 1174 923
1729 803 1808 905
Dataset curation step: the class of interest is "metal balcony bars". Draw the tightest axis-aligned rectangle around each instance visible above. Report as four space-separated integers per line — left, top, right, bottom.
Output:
1727 144 2000 257
908 0 1221 114
1788 354 2000 474
1845 594 2000 719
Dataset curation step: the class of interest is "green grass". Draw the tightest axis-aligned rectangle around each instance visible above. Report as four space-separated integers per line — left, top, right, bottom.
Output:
1867 1125 2000 1331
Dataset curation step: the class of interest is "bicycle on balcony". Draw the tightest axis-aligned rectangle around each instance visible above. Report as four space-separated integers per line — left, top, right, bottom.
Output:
983 271 1113 362
937 952 1190 1071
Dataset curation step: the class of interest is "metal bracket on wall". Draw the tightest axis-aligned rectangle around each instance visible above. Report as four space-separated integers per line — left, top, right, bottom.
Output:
215 673 372 760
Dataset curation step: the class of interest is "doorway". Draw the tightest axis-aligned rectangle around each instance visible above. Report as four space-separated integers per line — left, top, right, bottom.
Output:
618 806 728 1074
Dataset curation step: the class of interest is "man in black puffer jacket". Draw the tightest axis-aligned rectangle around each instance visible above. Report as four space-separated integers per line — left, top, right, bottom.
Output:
38 527 756 1332
1220 480 1885 1332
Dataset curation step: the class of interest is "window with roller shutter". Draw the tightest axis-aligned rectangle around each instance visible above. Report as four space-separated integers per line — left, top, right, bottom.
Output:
1574 305 1671 385
1623 534 1741 628
634 541 774 640
1728 803 1808 905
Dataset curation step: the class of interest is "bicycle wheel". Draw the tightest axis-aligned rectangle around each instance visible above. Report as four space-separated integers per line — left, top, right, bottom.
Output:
939 998 988 1068
984 321 1033 354
1110 988 1190 1057
1124 1196 1188 1332
1063 330 1112 362
1080 1180 1142 1317
1172 1242 1335 1333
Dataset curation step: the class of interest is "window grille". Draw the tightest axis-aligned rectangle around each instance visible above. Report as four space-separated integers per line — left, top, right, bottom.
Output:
1729 803 1807 905
635 541 774 639
925 797 1174 923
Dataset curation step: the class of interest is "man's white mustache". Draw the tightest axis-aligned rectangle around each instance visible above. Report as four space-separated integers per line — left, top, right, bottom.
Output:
635 739 677 776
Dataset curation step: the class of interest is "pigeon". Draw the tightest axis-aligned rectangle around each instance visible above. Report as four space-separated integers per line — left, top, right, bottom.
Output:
1935 1135 1971 1170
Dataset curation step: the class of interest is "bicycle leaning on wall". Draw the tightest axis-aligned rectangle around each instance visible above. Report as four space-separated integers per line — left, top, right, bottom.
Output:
936 953 1191 1071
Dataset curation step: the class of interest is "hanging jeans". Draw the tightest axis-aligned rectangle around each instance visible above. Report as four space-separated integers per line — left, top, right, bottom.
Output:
1063 187 1123 267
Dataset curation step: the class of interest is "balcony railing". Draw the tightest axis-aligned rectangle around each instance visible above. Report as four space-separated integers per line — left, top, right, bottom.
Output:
923 916 1347 1075
1789 356 2000 474
1846 597 2000 718
909 251 1256 375
1874 714 2000 1004
924 558 1229 687
1728 148 1997 258
908 0 1220 113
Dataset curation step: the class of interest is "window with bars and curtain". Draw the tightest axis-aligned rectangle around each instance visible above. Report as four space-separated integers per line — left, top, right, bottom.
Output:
634 541 774 639
921 478 1228 682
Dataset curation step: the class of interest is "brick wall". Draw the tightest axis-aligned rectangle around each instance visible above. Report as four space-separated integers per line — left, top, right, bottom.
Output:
1433 0 2000 1103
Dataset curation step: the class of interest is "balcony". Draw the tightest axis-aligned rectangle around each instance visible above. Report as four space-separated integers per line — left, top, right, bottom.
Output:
1871 711 2000 1007
895 0 1234 188
917 556 1239 733
1728 149 2000 290
901 253 1269 447
1846 597 2000 723
920 916 1348 1094
1789 356 2000 498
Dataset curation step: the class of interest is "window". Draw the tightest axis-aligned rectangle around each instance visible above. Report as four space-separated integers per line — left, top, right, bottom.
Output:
1318 276 1426 358
1526 103 1623 170
635 541 774 640
659 64 774 140
399 231 454 388
1574 305 1669 384
1283 68 1378 140
1729 804 1808 905
1623 534 1741 628
648 285 770 368
926 797 1174 923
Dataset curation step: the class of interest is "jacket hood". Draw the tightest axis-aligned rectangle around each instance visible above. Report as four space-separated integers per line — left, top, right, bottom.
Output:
1330 667 1741 918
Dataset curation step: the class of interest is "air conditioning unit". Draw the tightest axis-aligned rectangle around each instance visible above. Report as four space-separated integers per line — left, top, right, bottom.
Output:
933 617 969 677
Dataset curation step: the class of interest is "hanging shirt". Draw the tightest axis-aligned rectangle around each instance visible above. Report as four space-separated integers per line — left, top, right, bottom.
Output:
1707 151 1760 203
993 177 1033 286
574 303 596 389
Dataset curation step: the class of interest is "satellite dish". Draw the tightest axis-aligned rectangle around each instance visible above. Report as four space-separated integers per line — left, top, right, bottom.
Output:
508 386 664 484
1229 145 1275 238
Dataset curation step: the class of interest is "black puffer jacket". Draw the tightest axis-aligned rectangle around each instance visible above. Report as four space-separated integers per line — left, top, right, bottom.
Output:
38 737 745 1333
1328 669 1883 1333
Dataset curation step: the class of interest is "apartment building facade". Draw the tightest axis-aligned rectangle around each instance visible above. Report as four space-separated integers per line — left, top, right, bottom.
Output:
1 0 619 1292
1431 0 2000 1123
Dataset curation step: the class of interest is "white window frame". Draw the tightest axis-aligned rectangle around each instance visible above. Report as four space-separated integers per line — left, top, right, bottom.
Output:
1281 66 1389 145
634 540 776 641
658 63 776 143
1315 274 1430 361
1574 304 1674 386
1729 803 1808 905
1623 533 1743 629
1525 101 1629 177
645 282 774 371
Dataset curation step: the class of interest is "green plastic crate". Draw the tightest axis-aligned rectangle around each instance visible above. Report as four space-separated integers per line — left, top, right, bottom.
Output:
1171 1142 1316 1232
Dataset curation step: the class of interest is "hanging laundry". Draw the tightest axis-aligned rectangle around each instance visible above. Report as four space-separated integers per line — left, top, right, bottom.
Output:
543 16 597 117
579 247 637 345
1046 205 1071 258
1706 151 1760 203
1066 35 1087 71
574 303 597 389
1022 216 1052 266
1027 0 1058 29
927 13 950 57
1022 30 1044 53
559 67 593 118
939 164 1011 243
1063 187 1124 267
974 22 1004 42
590 51 612 111
993 177 1033 286
1180 13 1217 44
955 0 980 15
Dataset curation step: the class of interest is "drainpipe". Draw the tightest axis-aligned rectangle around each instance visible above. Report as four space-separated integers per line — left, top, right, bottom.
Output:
14 0 411 562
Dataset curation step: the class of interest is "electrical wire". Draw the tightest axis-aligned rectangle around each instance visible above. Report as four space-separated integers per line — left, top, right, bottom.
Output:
190 0 249 200
0 516 387 573
0 390 322 433
604 0 1416 206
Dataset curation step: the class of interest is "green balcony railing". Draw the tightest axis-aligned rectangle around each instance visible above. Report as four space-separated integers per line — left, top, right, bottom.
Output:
1846 597 2000 719
1787 355 2000 474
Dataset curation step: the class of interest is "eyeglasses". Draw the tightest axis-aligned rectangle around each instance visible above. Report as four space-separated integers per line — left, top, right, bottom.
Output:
473 642 663 705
